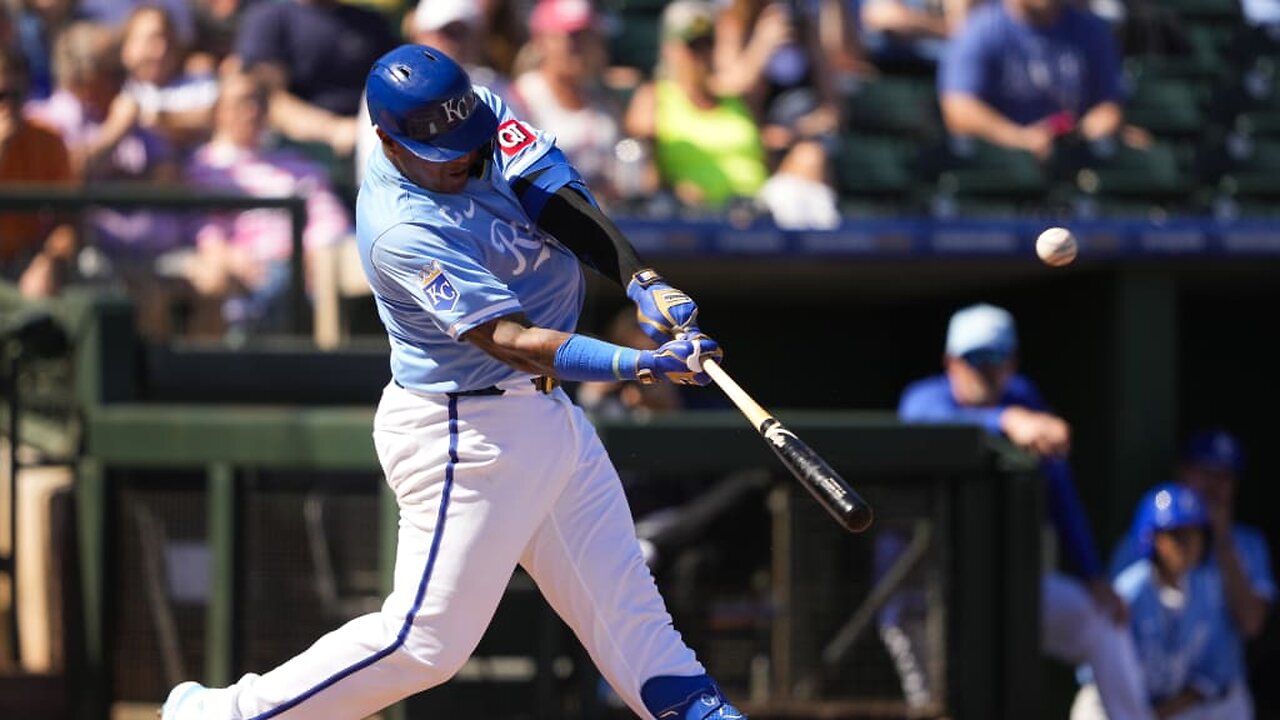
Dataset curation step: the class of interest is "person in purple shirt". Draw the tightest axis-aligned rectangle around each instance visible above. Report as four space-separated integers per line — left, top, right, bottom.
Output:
936 0 1150 162
897 303 1154 719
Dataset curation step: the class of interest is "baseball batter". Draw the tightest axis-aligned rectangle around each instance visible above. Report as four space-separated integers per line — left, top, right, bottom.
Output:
162 44 747 720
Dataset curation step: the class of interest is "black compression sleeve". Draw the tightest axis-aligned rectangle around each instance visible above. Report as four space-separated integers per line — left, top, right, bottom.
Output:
514 176 644 287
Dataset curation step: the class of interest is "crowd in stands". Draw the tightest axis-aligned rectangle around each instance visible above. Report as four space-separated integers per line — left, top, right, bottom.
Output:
0 0 1278 336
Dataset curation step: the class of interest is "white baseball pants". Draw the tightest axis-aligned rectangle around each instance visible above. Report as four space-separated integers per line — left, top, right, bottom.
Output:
207 380 705 719
1043 572 1155 720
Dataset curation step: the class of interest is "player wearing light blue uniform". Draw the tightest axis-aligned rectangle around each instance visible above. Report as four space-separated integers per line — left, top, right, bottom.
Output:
1100 429 1275 719
896 303 1153 720
161 44 747 720
1075 483 1257 719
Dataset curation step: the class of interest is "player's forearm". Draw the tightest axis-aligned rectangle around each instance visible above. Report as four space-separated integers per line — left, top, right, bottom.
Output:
1215 536 1269 638
531 183 644 286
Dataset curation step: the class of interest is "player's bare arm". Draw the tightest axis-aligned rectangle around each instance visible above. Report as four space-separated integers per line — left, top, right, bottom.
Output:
463 314 568 376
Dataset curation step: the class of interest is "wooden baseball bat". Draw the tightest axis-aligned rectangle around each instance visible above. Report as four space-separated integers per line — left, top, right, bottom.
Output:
702 359 874 533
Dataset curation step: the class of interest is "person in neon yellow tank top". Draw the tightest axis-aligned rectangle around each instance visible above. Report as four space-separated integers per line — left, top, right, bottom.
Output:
625 0 840 227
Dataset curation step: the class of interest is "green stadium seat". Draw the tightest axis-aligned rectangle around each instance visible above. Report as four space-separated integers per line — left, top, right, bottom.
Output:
1222 58 1280 137
1123 71 1209 138
922 138 1058 217
834 133 924 214
1158 0 1241 24
1215 137 1280 199
1071 140 1195 215
843 76 942 140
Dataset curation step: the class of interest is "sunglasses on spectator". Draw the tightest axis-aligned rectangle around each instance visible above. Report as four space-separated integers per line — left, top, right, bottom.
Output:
0 88 17 103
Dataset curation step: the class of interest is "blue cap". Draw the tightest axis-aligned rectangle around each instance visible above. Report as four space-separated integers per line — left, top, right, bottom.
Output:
945 303 1018 363
1184 428 1244 474
1133 482 1209 555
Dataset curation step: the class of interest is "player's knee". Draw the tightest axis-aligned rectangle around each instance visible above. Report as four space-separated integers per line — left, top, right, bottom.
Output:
640 674 748 719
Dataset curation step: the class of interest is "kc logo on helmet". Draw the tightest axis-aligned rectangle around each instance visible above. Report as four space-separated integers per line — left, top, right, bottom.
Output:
497 120 535 156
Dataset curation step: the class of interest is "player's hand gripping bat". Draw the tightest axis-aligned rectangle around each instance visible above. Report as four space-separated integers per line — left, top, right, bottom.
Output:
702 359 874 533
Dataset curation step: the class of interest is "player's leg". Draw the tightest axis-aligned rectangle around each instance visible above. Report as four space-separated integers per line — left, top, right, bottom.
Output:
165 384 573 719
519 395 747 719
1041 572 1154 720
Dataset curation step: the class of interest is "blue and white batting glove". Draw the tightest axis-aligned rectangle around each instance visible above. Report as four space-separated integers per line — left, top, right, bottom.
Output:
637 332 722 386
627 268 700 345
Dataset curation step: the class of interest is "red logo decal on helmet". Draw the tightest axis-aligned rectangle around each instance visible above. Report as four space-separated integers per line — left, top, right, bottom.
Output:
497 120 534 155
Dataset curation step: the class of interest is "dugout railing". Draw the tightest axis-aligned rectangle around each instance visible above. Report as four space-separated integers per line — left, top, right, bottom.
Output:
0 291 1047 720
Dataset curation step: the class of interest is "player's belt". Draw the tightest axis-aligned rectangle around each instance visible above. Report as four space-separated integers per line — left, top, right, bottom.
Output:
395 376 559 396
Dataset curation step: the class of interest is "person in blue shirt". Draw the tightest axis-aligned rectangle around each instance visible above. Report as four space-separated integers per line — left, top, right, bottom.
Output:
936 0 1150 162
1105 429 1275 718
897 302 1152 720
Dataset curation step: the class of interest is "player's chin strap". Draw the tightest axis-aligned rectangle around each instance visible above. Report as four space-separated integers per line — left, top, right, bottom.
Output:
640 675 748 719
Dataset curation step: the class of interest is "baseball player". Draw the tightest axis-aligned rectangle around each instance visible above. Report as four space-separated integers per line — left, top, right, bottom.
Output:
1075 483 1250 719
161 44 747 720
896 303 1153 720
1106 429 1274 717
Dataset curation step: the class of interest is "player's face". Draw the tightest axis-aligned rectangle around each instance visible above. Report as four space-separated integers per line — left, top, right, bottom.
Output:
382 133 484 194
1153 526 1205 580
945 354 1015 407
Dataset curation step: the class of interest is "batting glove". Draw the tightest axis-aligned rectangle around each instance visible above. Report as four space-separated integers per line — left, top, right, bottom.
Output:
637 332 722 386
627 268 700 344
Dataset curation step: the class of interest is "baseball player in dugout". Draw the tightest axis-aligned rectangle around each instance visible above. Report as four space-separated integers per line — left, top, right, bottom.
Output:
161 44 744 720
897 303 1156 720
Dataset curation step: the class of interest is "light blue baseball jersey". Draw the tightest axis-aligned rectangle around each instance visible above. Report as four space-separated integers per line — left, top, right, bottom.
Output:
1108 523 1274 690
355 85 586 393
1112 560 1238 702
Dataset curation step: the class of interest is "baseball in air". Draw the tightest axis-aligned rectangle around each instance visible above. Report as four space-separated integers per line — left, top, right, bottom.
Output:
1036 226 1078 267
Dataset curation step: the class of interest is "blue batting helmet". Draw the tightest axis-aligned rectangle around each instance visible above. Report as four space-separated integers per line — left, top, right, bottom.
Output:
365 44 498 162
1132 482 1209 556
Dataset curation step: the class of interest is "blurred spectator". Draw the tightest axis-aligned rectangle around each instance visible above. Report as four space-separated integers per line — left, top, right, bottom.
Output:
14 0 84 100
712 0 847 159
231 0 397 162
0 46 76 298
404 0 518 105
184 69 353 338
0 1 14 48
624 0 840 229
26 19 188 331
853 0 974 72
937 0 1150 163
186 0 248 75
76 0 196 48
118 4 219 154
1074 483 1254 720
511 0 624 205
478 0 527 79
897 303 1153 719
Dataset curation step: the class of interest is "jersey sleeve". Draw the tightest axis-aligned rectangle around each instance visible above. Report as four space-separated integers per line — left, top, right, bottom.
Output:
368 221 523 340
475 85 558 180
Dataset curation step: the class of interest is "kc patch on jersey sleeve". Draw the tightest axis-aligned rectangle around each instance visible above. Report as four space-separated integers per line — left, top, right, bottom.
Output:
496 120 535 156
418 261 459 312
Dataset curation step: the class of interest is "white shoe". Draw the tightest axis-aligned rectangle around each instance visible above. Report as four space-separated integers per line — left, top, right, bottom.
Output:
160 681 209 720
